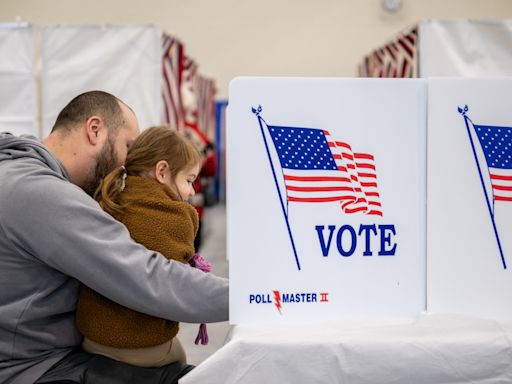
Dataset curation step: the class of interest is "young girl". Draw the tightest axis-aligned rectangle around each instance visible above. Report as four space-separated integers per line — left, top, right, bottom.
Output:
76 126 210 367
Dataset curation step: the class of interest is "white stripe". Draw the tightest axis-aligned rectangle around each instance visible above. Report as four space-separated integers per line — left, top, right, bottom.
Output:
490 167 512 177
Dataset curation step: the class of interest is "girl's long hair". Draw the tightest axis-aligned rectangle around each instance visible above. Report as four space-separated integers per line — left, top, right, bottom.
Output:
94 126 202 216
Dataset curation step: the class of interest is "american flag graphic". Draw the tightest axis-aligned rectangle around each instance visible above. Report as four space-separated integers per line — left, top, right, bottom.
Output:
461 106 511 270
473 123 512 204
267 124 383 216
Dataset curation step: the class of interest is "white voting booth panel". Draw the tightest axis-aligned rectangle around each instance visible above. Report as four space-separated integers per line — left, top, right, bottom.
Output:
0 23 37 137
228 77 426 324
41 25 162 136
428 78 512 320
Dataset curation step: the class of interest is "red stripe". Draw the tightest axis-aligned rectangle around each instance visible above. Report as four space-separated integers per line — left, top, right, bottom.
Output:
385 45 396 60
347 164 356 170
162 63 175 125
284 175 351 183
332 154 342 160
354 153 374 160
177 43 184 85
492 184 512 191
335 141 351 150
355 163 376 170
357 172 376 178
491 174 512 181
343 153 354 160
338 166 348 172
162 56 181 127
398 37 414 58
286 186 354 192
405 32 416 45
495 196 512 202
344 206 368 214
401 59 409 78
368 201 382 207
365 192 380 197
367 210 383 216
361 182 378 188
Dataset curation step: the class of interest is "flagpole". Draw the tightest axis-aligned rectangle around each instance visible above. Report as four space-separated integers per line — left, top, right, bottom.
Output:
252 106 301 271
459 106 506 270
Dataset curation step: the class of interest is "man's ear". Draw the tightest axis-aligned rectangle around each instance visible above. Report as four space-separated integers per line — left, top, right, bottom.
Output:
154 160 170 184
85 115 104 145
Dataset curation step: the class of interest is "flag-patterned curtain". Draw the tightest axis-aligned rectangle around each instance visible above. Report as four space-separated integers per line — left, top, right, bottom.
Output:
181 55 199 129
180 55 217 149
358 25 418 78
195 75 217 144
161 33 185 131
161 33 217 150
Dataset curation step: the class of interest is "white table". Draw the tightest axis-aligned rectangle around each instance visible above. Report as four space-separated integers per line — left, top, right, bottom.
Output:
180 313 512 383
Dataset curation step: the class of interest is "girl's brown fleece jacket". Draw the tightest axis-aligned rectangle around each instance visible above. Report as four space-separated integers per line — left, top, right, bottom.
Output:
75 176 198 348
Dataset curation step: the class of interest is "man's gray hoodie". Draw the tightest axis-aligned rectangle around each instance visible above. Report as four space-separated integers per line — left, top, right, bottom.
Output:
0 133 229 384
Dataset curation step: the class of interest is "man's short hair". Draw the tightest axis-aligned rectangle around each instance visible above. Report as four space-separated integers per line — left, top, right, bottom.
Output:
51 90 126 135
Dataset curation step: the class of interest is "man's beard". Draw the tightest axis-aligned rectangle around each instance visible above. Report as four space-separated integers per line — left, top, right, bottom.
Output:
83 137 118 196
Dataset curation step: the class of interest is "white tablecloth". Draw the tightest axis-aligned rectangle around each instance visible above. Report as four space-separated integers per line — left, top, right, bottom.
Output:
180 313 512 383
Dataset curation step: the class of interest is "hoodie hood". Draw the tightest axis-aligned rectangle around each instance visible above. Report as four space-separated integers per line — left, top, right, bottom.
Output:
0 132 68 179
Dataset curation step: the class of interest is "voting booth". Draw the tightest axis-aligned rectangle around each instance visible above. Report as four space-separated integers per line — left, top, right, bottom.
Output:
227 77 427 324
182 77 512 384
427 78 512 320
226 76 512 325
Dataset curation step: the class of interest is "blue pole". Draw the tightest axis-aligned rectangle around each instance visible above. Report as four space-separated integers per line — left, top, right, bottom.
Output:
255 113 301 271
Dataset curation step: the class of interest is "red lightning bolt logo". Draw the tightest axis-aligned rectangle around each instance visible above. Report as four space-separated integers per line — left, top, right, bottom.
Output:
273 290 282 314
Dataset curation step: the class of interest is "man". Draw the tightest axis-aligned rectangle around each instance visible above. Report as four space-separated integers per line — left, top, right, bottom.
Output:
0 91 229 384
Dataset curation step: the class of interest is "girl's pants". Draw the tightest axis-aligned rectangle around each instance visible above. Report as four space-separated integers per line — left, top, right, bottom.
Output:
82 337 186 368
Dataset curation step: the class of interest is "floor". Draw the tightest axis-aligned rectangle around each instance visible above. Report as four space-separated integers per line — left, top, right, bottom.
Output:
178 203 231 366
